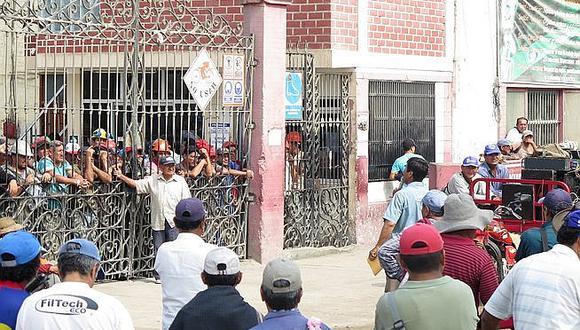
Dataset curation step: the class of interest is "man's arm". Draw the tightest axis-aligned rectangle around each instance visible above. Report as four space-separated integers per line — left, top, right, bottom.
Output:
8 178 30 197
369 220 396 260
480 309 501 330
84 148 96 183
514 231 531 262
114 169 138 189
478 256 500 305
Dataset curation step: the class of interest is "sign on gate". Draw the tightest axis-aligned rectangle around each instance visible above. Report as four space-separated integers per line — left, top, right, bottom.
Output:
209 122 231 148
183 49 222 110
285 72 303 120
222 54 245 106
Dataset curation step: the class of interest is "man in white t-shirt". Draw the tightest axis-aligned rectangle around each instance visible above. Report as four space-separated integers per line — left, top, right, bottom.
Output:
505 117 528 150
154 198 217 330
16 238 134 330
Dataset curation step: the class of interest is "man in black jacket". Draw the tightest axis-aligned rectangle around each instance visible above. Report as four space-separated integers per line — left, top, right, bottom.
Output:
170 247 261 330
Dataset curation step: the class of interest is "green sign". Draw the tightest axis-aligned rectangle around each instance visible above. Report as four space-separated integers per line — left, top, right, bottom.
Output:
500 0 580 84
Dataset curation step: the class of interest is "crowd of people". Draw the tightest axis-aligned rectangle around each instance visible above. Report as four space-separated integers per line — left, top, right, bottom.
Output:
0 128 255 198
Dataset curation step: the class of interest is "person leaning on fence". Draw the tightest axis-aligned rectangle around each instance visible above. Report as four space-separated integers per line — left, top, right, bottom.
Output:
36 140 90 194
16 238 134 330
378 189 447 291
170 247 262 330
374 223 478 330
155 198 216 330
251 258 332 330
31 136 51 162
2 142 41 197
84 128 113 184
176 145 215 178
114 155 191 282
0 231 42 329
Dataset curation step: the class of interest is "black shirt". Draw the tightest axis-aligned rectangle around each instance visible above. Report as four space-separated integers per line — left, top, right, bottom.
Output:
0 166 16 196
170 286 261 330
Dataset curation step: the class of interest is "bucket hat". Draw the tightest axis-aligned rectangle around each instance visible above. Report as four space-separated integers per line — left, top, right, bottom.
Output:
434 194 493 233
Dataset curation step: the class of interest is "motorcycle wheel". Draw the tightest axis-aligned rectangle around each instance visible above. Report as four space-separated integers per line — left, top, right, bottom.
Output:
485 240 504 282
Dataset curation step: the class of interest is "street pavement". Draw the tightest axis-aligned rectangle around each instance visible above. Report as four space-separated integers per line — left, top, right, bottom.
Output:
95 245 382 330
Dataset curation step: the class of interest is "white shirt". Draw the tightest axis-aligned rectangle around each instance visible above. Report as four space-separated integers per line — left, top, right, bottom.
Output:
16 282 134 330
506 127 523 144
484 244 580 329
154 233 217 330
444 172 489 199
135 174 191 230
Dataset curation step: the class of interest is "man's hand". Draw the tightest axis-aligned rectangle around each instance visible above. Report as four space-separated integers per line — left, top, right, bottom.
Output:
246 169 254 179
41 172 52 183
369 246 379 260
25 174 36 185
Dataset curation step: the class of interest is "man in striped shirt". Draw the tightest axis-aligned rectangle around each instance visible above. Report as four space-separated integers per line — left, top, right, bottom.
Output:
481 210 580 330
434 194 499 306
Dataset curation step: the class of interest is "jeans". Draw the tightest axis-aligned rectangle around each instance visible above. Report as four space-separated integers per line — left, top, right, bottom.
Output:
152 220 179 280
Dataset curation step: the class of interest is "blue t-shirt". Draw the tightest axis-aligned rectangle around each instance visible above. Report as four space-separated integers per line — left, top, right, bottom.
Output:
478 162 509 197
515 222 558 261
383 181 428 235
36 157 72 194
250 309 331 330
0 283 30 329
391 153 424 176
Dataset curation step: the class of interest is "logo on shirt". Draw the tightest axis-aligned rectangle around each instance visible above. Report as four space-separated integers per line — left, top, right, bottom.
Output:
35 294 99 315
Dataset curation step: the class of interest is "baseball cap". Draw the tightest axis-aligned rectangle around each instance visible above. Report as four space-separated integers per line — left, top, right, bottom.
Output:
58 238 101 262
159 156 176 165
539 189 572 213
483 144 500 155
522 130 534 138
204 247 240 275
562 210 580 230
32 136 51 149
400 223 444 256
9 141 33 157
461 156 479 167
262 258 302 294
497 139 511 147
422 190 447 214
65 142 81 155
175 198 206 223
0 231 41 267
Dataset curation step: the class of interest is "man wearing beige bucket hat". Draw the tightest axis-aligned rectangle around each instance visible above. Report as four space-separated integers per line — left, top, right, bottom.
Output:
434 194 498 306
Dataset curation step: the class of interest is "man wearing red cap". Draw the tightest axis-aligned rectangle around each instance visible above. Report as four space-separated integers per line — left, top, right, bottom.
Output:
374 223 478 330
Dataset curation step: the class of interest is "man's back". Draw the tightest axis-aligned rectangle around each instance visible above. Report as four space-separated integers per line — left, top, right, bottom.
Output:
154 233 216 330
485 244 580 329
383 182 428 235
16 281 133 330
0 285 29 329
251 309 331 330
441 233 498 305
515 222 557 261
170 286 261 330
375 276 478 330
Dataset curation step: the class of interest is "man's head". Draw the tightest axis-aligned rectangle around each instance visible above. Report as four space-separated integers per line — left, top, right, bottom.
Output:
151 138 171 158
461 156 479 180
57 238 101 287
201 247 242 287
497 139 512 155
515 117 528 133
286 132 301 156
32 136 51 160
9 141 33 170
0 231 42 285
183 145 198 166
540 189 572 220
222 141 237 161
402 157 428 184
91 128 108 148
159 156 176 177
434 194 493 237
421 190 447 219
555 210 580 258
174 198 206 234
399 223 445 276
402 138 416 153
49 140 65 165
521 130 534 143
483 144 501 166
260 258 303 311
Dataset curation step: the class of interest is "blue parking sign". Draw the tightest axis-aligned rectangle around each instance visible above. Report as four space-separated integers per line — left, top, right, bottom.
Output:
285 72 303 120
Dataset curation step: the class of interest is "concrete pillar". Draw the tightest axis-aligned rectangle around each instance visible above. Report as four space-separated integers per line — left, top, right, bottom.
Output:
242 0 290 263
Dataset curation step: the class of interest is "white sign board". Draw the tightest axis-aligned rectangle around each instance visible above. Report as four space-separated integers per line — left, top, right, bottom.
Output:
222 54 245 107
209 122 231 148
285 72 303 120
183 49 222 110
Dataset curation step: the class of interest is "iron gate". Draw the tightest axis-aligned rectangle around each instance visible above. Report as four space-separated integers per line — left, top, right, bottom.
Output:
0 0 254 278
283 52 352 248
368 81 435 181
527 90 560 145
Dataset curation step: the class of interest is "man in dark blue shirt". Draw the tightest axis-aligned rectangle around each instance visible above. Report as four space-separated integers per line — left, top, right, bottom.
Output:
170 247 261 330
478 144 510 197
516 189 573 261
0 231 42 329
251 258 332 330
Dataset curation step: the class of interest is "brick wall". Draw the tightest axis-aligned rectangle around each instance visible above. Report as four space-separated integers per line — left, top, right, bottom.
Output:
368 0 446 56
287 0 332 49
331 0 358 51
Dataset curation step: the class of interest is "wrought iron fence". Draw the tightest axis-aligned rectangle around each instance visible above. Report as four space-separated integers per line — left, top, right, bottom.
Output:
284 51 352 248
368 81 435 182
0 0 254 279
527 90 560 145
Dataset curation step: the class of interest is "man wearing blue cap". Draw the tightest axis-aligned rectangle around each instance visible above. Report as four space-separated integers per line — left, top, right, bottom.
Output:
478 144 509 197
154 198 217 330
378 189 447 291
444 156 487 199
482 210 580 330
115 155 191 283
515 189 573 261
0 231 41 329
16 239 134 329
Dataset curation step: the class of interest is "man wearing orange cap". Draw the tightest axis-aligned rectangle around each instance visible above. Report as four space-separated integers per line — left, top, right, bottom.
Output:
374 223 478 330
285 132 302 190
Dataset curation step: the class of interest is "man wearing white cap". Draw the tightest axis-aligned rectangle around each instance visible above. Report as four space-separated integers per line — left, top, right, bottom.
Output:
3 141 39 197
170 247 261 330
